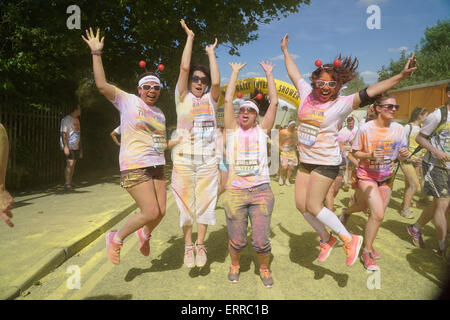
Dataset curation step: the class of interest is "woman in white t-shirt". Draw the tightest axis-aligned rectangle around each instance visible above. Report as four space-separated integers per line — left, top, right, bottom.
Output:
281 33 417 267
82 28 170 265
223 61 278 288
171 20 221 268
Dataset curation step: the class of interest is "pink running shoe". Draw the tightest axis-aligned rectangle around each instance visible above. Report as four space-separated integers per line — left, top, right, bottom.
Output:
361 251 380 271
371 247 381 260
135 227 151 256
318 234 337 262
106 231 123 265
343 234 363 266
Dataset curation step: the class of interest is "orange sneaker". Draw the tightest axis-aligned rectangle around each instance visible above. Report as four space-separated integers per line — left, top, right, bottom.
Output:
135 227 151 256
318 234 337 262
106 231 123 265
343 234 363 266
361 251 380 271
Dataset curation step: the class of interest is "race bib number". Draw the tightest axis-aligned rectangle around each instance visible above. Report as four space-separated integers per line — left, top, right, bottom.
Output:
193 120 215 132
152 134 167 153
235 159 259 176
369 158 392 170
298 122 320 146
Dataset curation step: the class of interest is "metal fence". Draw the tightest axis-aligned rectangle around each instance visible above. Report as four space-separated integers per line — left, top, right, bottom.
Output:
0 105 70 190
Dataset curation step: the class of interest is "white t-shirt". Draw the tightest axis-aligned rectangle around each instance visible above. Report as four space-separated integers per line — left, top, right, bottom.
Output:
109 88 166 171
172 86 219 165
295 79 355 166
420 107 450 169
226 126 270 189
60 115 81 150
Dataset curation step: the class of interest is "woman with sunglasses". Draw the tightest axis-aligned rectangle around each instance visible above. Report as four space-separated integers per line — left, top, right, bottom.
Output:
171 19 221 268
281 34 416 266
341 95 409 271
82 28 168 264
223 61 278 287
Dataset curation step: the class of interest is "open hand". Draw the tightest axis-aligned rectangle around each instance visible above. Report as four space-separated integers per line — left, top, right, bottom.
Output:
180 19 194 38
259 60 275 74
205 38 218 54
81 27 104 52
229 62 247 73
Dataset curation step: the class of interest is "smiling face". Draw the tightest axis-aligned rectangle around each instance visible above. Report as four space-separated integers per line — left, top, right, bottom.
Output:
238 106 258 130
376 97 398 120
190 70 208 98
314 72 338 103
138 81 161 106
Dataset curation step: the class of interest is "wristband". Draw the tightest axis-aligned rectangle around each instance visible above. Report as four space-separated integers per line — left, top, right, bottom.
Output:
91 51 102 55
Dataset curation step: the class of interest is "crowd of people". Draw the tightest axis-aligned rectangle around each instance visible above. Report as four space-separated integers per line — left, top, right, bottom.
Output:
1 20 448 290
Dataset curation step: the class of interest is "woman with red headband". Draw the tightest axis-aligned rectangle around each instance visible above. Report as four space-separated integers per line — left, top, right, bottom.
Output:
281 34 417 267
82 28 169 264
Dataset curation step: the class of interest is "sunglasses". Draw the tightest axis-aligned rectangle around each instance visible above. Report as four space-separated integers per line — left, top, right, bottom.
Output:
315 80 337 89
140 84 161 91
379 104 400 111
239 107 257 114
191 75 208 85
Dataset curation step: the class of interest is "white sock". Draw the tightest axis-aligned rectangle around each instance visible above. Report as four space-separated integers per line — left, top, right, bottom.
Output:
303 212 328 238
316 207 352 242
439 240 446 251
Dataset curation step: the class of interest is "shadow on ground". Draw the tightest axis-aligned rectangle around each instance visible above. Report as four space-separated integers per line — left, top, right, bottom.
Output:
278 223 349 287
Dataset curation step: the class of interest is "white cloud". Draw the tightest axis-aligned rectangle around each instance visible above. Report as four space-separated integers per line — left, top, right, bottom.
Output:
269 54 300 61
388 46 410 53
242 71 262 77
360 71 378 85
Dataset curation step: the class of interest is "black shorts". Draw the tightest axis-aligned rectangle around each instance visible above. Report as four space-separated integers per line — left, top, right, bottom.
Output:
422 161 450 198
66 149 81 160
298 162 340 180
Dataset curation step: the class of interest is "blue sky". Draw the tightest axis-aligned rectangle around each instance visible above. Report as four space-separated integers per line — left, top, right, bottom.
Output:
214 0 449 86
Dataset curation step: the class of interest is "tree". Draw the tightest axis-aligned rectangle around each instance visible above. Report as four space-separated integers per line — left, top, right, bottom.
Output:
377 19 450 89
341 72 368 96
1 0 311 114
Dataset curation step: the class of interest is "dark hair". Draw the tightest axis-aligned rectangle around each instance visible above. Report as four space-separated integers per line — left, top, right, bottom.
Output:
189 63 211 92
69 104 80 113
408 107 427 123
347 116 355 122
373 93 396 115
310 54 359 100
248 89 270 116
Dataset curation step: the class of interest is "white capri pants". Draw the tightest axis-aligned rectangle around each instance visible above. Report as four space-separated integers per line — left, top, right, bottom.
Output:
171 157 218 227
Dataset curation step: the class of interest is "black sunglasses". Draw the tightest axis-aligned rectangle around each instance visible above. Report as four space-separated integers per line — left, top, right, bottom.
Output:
379 104 400 111
191 75 208 85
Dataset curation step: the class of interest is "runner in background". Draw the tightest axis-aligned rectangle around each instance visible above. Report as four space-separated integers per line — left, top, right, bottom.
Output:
82 27 168 265
407 84 450 260
343 94 409 271
60 105 82 191
171 19 221 268
281 32 417 266
110 126 121 146
278 120 298 186
223 60 278 288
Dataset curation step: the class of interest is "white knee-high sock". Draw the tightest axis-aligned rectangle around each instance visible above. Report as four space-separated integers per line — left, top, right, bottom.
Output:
316 207 352 242
303 212 329 240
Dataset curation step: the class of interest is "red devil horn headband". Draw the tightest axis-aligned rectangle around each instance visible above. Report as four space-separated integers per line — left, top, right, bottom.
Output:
314 59 341 68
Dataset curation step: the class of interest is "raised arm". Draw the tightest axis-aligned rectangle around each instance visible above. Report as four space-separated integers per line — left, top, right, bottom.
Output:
259 61 279 131
224 62 247 130
81 28 115 101
205 38 221 103
352 57 417 109
177 19 195 98
281 34 302 86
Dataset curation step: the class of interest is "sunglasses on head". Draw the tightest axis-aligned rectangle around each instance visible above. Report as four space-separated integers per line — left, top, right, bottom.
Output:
315 80 337 89
379 104 400 111
140 84 161 91
191 75 208 85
